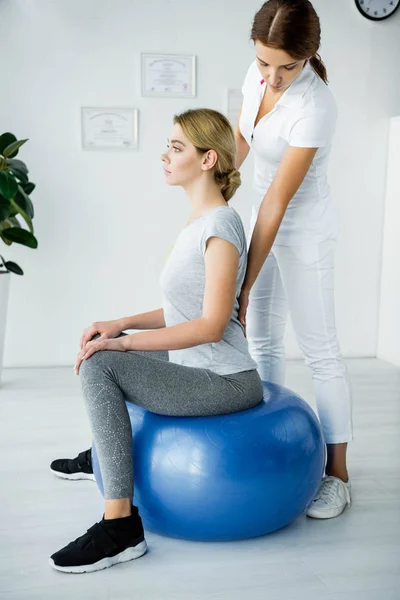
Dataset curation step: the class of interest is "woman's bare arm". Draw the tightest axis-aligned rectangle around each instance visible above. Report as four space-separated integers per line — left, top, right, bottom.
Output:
122 237 239 351
79 308 166 350
118 308 165 331
235 107 250 169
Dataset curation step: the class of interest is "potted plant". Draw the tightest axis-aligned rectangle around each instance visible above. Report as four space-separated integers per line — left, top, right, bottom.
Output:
0 133 38 382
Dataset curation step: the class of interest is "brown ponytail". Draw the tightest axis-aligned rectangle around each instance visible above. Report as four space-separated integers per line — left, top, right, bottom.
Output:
215 169 242 202
309 53 328 84
251 0 329 85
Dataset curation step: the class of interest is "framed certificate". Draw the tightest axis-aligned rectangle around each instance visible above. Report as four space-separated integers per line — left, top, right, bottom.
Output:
141 53 196 98
81 107 139 151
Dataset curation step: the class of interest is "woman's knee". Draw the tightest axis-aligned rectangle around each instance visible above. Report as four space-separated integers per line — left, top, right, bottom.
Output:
79 350 109 379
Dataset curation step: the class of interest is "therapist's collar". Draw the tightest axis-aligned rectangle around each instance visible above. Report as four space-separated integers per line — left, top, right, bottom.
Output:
261 62 315 108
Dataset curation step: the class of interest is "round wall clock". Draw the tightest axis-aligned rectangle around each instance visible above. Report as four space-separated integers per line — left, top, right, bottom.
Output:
355 0 400 20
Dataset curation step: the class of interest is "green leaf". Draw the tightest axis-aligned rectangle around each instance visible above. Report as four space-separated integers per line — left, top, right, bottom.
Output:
3 139 28 159
6 158 29 183
6 158 28 175
7 206 18 218
0 171 18 200
15 186 34 220
21 181 35 195
2 227 38 248
4 261 23 275
9 197 33 233
8 216 20 227
0 194 11 221
0 232 12 246
0 218 12 232
0 133 17 156
7 165 28 184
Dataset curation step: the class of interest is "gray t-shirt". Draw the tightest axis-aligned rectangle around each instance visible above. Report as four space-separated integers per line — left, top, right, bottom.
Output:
159 206 258 376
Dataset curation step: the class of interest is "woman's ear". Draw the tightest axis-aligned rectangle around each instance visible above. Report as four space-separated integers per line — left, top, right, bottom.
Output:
201 149 218 171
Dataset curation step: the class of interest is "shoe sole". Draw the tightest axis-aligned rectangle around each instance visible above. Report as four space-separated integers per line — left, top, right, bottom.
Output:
306 500 351 520
50 468 96 481
48 540 147 573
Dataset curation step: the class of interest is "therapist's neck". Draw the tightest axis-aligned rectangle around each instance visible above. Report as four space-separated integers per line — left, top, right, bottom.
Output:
183 175 227 218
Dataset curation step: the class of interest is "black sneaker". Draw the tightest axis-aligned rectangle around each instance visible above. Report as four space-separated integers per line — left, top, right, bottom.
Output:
49 506 147 573
50 448 95 481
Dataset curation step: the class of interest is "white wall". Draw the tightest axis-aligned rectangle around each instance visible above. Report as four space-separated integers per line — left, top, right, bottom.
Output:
377 117 400 367
1 0 400 367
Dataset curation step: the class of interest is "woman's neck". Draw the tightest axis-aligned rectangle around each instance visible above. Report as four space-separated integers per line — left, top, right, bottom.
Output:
184 178 227 220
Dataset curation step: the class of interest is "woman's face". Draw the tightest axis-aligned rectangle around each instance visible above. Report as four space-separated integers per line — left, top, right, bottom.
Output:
254 41 307 93
161 123 205 188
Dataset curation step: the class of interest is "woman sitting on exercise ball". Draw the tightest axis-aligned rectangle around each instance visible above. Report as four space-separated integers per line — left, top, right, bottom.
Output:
49 108 264 573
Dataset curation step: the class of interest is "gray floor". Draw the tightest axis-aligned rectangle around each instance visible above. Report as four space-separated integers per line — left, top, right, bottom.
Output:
0 359 399 600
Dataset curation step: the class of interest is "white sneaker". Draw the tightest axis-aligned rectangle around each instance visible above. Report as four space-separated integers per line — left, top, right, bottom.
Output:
306 475 351 519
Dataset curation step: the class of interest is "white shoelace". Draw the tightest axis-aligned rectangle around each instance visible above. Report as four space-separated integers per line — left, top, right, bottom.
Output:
315 477 342 505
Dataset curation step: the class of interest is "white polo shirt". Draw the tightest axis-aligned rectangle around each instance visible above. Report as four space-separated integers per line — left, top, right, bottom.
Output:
240 61 338 245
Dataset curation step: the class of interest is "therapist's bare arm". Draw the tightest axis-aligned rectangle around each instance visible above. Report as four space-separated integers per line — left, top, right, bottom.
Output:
242 146 318 293
123 237 239 351
235 107 250 169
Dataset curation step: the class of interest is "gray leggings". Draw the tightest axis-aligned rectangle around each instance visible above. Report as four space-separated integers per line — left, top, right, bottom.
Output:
79 340 263 499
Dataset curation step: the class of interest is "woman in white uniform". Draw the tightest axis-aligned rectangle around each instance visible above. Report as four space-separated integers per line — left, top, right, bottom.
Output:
236 0 353 519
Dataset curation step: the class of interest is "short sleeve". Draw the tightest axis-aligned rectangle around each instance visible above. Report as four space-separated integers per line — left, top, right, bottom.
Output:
200 213 243 257
289 109 334 148
241 61 258 96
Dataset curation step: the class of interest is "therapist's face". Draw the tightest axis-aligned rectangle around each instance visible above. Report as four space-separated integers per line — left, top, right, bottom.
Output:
161 123 212 188
254 41 307 93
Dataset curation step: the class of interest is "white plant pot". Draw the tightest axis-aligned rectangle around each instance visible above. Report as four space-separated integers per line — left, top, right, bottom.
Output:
0 272 11 385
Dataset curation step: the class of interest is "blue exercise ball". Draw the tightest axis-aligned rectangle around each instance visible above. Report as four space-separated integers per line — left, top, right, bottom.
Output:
92 382 325 541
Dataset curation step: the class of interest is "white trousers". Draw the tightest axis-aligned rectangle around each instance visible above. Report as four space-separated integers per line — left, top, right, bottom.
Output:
246 210 353 444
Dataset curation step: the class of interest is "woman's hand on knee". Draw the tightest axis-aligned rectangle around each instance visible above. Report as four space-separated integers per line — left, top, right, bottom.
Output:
75 336 129 375
80 320 123 350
